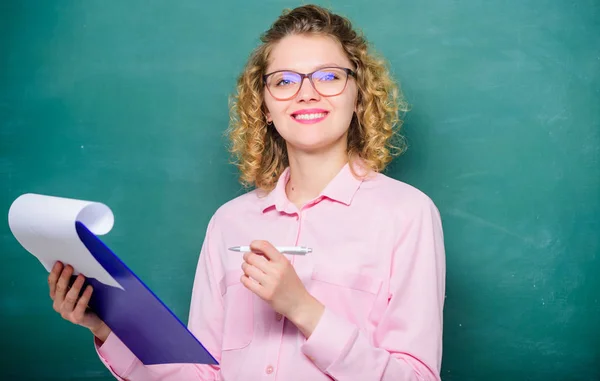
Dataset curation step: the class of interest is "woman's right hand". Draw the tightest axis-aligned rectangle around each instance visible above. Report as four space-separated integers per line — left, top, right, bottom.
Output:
48 261 111 342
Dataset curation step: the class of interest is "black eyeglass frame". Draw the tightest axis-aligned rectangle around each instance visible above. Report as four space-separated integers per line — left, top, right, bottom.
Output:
263 67 357 101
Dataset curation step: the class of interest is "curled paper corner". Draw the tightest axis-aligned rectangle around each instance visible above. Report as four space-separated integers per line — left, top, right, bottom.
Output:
8 193 123 290
74 200 114 236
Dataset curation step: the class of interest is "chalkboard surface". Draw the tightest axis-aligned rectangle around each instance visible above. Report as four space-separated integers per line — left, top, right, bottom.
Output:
1 1 599 380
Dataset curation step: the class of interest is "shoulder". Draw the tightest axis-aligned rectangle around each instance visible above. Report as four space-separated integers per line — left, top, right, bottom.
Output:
205 188 264 228
360 171 440 216
362 173 445 254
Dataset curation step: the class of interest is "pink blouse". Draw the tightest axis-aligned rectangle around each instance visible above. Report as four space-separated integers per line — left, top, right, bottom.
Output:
95 162 446 380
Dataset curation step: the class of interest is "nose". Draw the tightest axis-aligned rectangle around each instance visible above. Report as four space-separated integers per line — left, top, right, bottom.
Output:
296 77 320 102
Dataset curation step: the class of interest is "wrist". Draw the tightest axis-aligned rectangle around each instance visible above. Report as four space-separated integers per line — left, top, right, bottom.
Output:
91 323 111 343
287 294 325 338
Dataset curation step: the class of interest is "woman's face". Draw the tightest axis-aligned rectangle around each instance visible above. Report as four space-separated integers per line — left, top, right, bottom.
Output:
263 34 358 155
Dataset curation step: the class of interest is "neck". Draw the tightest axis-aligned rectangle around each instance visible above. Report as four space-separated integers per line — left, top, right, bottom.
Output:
285 145 348 209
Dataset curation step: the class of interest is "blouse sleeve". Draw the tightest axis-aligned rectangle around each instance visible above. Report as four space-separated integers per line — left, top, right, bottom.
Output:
301 196 446 381
95 214 225 381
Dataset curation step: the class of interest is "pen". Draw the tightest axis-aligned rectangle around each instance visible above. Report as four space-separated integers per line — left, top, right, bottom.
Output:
228 246 312 255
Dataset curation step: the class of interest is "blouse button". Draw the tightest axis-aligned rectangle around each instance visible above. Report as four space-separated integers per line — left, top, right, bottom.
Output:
275 313 283 321
266 365 274 374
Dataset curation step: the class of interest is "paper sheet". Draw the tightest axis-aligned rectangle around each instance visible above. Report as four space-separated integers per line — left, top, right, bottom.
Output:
8 193 123 289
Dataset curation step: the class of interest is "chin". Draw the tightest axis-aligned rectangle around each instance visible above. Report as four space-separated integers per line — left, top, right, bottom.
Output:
278 125 348 154
286 136 345 154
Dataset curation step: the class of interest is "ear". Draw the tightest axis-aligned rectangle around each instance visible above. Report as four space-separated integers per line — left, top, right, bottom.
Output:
263 105 272 123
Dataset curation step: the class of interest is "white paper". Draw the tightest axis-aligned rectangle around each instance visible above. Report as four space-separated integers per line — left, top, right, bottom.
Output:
8 193 123 289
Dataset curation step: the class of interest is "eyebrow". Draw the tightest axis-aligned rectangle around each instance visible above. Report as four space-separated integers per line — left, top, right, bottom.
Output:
267 63 351 73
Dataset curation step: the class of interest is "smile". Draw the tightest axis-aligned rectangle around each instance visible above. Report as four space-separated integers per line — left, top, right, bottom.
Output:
291 112 329 124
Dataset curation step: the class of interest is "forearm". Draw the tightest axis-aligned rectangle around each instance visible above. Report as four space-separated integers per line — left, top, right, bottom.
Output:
287 293 325 338
95 331 221 381
90 323 111 343
300 308 440 381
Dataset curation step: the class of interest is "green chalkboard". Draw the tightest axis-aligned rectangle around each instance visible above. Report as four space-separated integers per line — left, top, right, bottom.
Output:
1 1 599 380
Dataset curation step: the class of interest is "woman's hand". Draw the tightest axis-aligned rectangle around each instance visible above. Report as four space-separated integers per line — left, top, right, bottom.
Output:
48 261 111 342
240 240 324 338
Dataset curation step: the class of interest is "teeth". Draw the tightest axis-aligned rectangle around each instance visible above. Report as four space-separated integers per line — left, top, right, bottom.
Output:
293 113 327 120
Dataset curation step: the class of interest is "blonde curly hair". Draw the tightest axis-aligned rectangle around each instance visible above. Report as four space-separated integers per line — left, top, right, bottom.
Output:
227 4 408 192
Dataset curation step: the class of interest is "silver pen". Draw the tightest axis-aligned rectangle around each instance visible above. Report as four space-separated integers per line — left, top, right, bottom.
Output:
228 246 312 255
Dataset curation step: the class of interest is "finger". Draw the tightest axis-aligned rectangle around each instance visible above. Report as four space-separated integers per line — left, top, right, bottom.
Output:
54 265 74 306
240 274 264 297
73 285 93 324
63 274 85 313
241 262 268 285
243 252 273 274
249 240 283 263
48 261 64 300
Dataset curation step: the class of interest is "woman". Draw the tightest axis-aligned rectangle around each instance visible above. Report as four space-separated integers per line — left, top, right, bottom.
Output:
48 4 446 380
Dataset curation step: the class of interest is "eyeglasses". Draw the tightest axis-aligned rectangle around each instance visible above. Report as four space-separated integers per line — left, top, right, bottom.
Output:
263 67 356 101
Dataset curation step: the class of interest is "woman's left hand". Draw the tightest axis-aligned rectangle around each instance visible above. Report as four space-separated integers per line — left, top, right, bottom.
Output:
240 240 324 338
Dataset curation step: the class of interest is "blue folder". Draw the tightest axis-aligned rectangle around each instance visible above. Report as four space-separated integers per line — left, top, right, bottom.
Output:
75 221 218 366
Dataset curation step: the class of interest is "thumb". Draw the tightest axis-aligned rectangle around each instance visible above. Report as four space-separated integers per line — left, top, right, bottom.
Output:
249 240 283 262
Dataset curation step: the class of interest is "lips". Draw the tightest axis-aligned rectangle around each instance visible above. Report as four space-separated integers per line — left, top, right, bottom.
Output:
291 109 329 124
